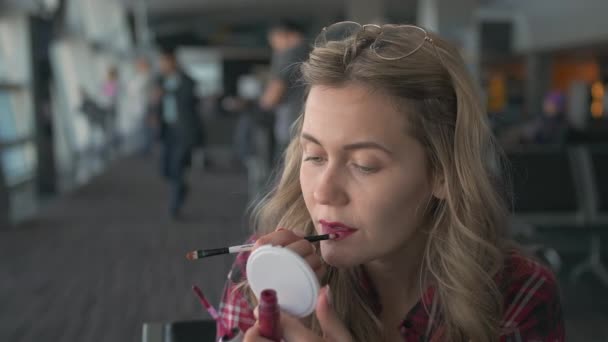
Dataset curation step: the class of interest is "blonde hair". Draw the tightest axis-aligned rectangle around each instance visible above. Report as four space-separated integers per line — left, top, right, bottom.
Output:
246 24 510 341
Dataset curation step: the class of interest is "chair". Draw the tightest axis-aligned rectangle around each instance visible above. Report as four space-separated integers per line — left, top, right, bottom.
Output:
507 146 588 273
508 145 587 224
142 320 217 342
0 164 9 228
569 144 608 287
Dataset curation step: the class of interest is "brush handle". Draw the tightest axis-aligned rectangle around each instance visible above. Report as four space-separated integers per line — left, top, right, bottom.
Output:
193 234 333 259
197 247 230 258
304 234 331 243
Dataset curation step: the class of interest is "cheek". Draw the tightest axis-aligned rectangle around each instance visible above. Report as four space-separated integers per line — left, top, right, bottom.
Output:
299 167 314 205
361 173 432 235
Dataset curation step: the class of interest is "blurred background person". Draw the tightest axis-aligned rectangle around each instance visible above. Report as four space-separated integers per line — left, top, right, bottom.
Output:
101 66 120 150
4 1 608 341
78 66 121 159
499 89 568 148
532 89 568 144
226 73 264 169
156 47 204 219
260 20 310 162
122 55 154 156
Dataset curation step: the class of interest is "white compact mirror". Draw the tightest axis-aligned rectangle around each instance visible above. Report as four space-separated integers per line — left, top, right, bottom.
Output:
246 245 320 317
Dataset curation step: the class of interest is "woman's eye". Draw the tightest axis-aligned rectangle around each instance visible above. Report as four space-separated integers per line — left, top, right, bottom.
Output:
353 164 378 174
303 156 325 164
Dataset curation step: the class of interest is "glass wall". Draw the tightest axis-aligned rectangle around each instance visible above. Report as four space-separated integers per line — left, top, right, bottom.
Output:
51 0 135 189
0 13 37 223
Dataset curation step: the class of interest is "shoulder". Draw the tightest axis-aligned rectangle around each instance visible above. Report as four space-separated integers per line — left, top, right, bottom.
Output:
217 236 258 337
227 249 252 283
178 71 195 86
498 249 565 340
500 250 559 307
293 41 311 59
282 43 310 68
225 234 258 284
273 45 308 75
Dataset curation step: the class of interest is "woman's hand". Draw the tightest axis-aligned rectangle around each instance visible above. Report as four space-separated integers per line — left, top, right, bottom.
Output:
243 286 353 342
253 228 326 281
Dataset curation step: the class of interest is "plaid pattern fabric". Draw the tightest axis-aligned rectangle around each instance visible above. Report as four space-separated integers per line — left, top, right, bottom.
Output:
217 246 564 341
400 251 565 341
497 251 565 342
216 250 256 339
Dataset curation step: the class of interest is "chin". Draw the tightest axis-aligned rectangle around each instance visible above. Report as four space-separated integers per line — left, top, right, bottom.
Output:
321 246 362 268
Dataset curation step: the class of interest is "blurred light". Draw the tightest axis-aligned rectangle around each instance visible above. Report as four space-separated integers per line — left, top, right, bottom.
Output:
591 100 603 118
591 81 605 98
487 73 506 113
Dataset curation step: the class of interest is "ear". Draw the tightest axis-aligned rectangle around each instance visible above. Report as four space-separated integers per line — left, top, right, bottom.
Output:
432 173 447 200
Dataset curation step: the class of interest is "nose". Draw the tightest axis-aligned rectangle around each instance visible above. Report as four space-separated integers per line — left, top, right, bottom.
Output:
312 165 348 206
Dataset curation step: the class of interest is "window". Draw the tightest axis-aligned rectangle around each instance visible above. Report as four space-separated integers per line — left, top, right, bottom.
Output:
1 142 35 186
0 42 5 78
0 90 17 141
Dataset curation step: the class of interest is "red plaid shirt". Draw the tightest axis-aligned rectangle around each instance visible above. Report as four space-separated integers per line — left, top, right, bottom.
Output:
217 247 565 341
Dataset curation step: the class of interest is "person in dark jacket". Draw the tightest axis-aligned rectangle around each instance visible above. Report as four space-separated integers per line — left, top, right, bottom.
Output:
156 47 203 219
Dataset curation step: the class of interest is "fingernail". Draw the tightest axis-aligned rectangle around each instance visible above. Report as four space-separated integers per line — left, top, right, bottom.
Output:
325 285 332 307
276 227 286 231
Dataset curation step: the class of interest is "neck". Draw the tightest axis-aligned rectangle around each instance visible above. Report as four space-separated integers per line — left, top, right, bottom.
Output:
364 231 428 325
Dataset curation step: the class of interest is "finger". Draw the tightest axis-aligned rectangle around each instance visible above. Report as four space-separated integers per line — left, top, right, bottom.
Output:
316 286 353 341
314 265 327 282
243 323 274 342
279 311 323 342
304 254 323 271
285 239 316 258
301 253 326 283
253 230 302 249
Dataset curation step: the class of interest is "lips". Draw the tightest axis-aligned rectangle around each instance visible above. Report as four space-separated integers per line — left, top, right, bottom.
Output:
319 219 357 240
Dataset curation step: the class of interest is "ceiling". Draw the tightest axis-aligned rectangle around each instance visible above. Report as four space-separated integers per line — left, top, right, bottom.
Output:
122 0 418 46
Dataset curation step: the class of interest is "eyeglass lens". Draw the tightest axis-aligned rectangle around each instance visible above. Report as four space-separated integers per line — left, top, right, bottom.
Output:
315 22 428 61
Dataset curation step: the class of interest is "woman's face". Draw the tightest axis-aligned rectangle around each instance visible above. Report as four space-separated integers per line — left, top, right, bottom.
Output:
300 84 435 268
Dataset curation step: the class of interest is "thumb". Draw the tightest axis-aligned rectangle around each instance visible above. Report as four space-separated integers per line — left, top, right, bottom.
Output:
316 286 352 341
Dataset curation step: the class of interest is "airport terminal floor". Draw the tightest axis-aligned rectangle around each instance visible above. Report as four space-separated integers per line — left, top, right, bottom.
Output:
5 0 608 341
0 151 607 341
0 153 251 341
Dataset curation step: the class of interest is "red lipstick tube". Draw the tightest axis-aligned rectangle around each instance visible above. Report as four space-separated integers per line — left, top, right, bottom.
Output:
258 289 281 342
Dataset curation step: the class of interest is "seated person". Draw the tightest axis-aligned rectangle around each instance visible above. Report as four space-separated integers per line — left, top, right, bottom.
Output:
217 22 565 341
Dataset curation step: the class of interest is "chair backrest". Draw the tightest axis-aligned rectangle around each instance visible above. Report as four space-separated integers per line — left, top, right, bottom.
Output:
142 320 217 342
0 164 9 228
170 320 217 342
584 144 608 223
507 146 586 227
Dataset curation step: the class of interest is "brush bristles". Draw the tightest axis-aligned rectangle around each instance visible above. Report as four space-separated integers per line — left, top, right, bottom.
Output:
186 251 199 260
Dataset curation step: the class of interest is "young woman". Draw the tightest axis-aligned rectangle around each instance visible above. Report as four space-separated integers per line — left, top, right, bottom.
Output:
218 22 564 341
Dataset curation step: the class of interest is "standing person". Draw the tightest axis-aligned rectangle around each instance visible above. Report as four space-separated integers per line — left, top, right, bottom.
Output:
122 56 154 155
79 67 120 159
218 22 565 341
101 66 120 151
157 47 203 219
260 20 310 163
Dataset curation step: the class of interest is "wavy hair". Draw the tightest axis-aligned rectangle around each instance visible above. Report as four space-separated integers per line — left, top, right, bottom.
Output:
245 24 511 341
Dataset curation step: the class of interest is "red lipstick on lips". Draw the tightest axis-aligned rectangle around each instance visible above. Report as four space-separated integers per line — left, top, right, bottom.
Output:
319 219 357 240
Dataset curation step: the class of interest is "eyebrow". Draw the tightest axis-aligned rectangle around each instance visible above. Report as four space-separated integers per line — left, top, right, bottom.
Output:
300 132 393 155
